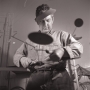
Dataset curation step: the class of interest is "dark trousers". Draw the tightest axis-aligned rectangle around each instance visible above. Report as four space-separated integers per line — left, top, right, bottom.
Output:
26 69 74 90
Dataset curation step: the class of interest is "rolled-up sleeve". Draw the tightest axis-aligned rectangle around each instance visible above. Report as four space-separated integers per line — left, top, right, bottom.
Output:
61 31 83 59
13 43 27 67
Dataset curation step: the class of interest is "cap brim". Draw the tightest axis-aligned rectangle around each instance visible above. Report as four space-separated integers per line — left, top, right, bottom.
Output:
35 8 56 23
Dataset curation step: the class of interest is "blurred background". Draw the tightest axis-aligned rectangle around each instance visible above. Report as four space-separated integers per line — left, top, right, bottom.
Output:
0 0 90 90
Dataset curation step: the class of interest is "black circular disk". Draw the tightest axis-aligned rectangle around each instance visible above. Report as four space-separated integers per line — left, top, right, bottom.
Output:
74 18 83 27
28 32 53 45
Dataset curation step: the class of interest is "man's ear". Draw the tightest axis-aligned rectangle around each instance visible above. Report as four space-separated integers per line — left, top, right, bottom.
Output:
51 15 54 23
35 18 39 25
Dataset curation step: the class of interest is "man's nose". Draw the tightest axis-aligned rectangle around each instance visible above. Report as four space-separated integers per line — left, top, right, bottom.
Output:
43 21 48 27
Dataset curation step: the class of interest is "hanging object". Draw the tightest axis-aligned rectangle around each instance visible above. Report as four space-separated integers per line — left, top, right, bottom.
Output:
74 18 83 27
72 18 83 40
73 35 82 40
24 0 28 7
28 32 53 45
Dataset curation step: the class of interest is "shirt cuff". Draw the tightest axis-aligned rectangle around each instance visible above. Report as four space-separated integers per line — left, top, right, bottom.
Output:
64 46 74 59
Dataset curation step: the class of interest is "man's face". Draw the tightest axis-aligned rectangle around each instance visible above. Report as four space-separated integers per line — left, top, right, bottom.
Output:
38 15 54 33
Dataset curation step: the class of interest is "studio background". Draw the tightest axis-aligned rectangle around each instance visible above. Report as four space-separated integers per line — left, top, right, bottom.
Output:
0 0 90 89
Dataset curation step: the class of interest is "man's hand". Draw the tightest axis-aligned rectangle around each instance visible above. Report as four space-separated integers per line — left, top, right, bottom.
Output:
35 62 59 70
20 57 31 68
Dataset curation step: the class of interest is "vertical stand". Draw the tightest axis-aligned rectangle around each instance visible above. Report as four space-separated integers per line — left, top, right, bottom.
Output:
73 59 79 90
67 60 75 90
0 17 7 66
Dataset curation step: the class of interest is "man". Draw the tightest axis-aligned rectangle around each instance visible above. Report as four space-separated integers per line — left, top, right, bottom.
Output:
13 4 83 90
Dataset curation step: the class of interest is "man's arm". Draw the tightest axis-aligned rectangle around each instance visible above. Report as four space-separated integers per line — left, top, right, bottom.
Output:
13 38 36 68
53 31 83 60
13 42 30 68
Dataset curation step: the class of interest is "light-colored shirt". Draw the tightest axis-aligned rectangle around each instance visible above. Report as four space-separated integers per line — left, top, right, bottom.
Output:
13 30 83 69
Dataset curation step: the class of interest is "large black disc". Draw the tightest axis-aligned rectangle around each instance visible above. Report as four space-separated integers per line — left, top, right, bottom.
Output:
28 32 53 45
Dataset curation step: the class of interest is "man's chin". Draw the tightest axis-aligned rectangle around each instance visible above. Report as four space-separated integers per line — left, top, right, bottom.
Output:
41 29 50 33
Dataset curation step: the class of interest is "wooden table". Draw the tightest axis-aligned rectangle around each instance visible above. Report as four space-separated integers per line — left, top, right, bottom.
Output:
0 66 30 90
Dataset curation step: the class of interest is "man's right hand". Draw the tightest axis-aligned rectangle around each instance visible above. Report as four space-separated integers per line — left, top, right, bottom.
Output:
20 57 31 68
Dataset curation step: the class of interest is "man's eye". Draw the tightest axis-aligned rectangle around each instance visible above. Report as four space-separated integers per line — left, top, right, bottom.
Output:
40 20 44 23
47 20 50 22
